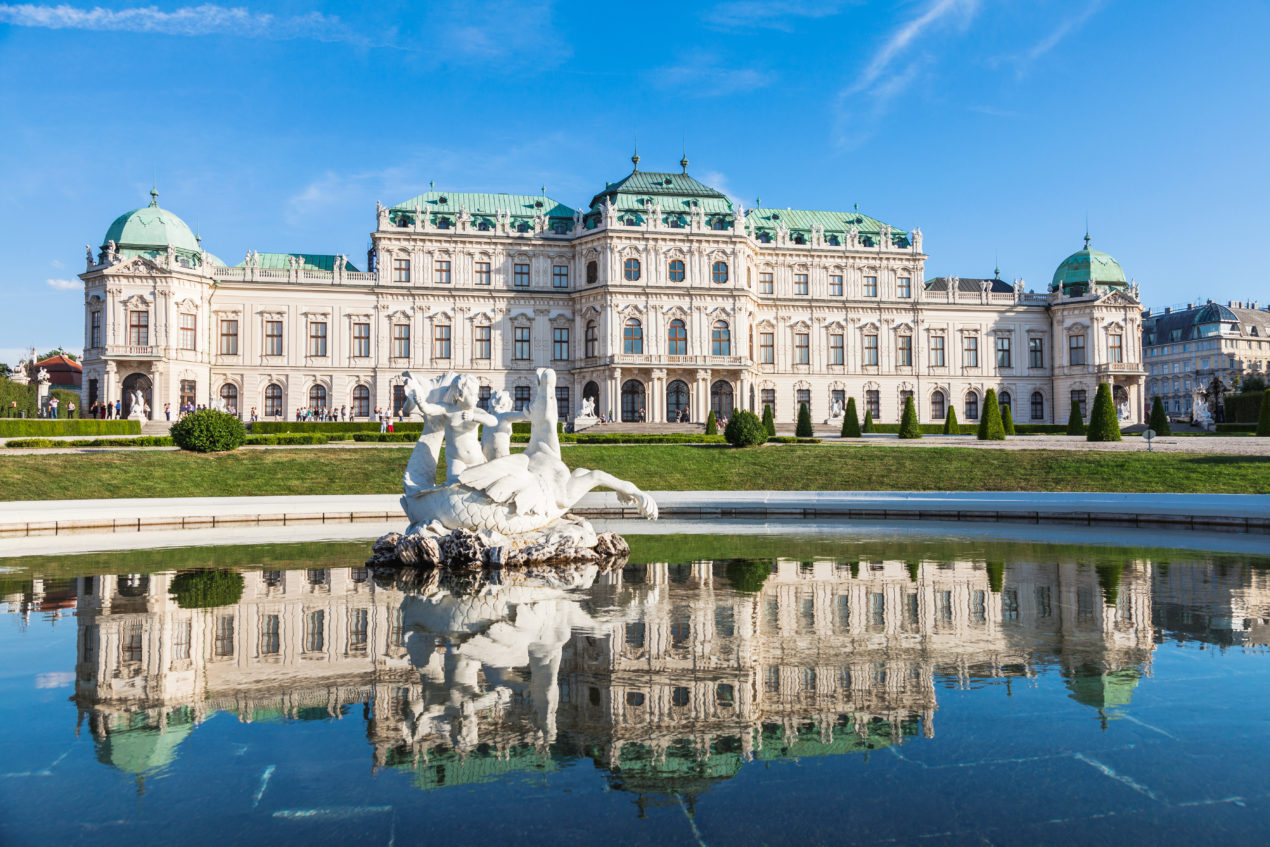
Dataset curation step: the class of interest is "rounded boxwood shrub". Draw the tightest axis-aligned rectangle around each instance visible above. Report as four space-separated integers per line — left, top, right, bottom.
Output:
898 395 921 439
1066 399 1086 436
724 409 767 447
170 408 246 453
1001 403 1016 435
1148 395 1171 436
841 397 861 437
1086 382 1122 442
977 389 1005 440
170 569 244 609
725 559 771 594
942 404 959 435
795 402 813 438
761 404 776 438
704 410 718 435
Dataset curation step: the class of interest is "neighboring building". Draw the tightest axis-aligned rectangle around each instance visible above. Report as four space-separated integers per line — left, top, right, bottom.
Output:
1142 300 1270 419
78 160 1145 424
32 353 82 390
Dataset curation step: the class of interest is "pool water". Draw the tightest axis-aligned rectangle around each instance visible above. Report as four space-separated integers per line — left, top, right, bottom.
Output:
3 534 1270 845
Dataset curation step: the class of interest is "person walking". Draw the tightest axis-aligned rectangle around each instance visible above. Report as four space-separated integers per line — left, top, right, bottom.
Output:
114 399 122 419
164 403 171 421
379 409 387 434
67 400 76 418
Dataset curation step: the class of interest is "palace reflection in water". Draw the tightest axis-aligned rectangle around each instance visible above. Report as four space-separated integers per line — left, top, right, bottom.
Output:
41 553 1270 801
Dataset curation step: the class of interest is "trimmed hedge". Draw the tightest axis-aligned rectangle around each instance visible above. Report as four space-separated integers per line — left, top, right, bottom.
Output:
244 433 330 446
169 569 244 609
1225 390 1265 424
1260 391 1270 437
767 436 823 444
704 410 718 435
761 404 776 438
251 420 420 434
1148 395 1172 436
353 432 418 442
572 433 724 444
0 419 140 437
1066 400 1086 436
1215 423 1257 433
795 403 814 438
1001 404 1016 436
5 435 173 449
898 395 921 439
1086 382 1122 442
862 410 873 433
978 389 1005 440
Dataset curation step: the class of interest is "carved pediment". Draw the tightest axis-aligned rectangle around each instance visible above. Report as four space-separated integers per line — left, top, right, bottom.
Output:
104 255 166 277
1098 289 1140 307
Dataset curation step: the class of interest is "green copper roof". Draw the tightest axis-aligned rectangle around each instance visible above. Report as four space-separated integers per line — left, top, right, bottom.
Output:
95 708 195 775
1051 237 1127 293
588 168 733 213
390 190 575 221
747 207 908 245
233 252 359 272
1064 665 1141 711
102 189 201 255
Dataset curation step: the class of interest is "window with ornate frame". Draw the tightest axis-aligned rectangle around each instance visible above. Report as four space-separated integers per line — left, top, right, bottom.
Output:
219 319 238 355
623 319 643 354
623 258 641 281
434 260 451 284
475 325 491 359
514 263 530 287
513 326 531 360
712 261 729 284
308 321 327 357
668 259 685 282
668 319 687 356
434 324 451 359
475 261 491 285
712 321 731 356
393 258 410 283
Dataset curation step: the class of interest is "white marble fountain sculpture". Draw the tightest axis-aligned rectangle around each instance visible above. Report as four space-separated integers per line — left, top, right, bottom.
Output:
371 367 658 567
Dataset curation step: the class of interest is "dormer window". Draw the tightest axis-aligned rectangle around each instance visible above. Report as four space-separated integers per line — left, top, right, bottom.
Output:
758 232 771 244
792 234 805 245
711 219 726 230
477 220 491 231
624 216 639 226
438 196 447 204
534 200 544 209
516 221 530 233
668 217 683 228
436 218 450 229
396 216 409 227
827 235 840 246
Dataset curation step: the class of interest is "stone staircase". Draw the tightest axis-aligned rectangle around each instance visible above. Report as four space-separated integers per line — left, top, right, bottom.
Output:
141 421 173 436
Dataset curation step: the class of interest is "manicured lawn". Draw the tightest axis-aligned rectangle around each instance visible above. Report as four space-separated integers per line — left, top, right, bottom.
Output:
1 444 1268 501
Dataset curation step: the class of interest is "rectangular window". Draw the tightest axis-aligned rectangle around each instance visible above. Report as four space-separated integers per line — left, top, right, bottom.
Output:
304 610 325 653
1069 334 1086 365
260 614 280 656
172 620 191 661
996 336 1012 368
1029 337 1044 368
898 335 913 366
829 333 844 365
353 322 370 357
866 389 880 419
514 263 530 288
830 275 843 296
831 389 845 414
475 261 491 285
1109 333 1124 363
1003 589 1019 622
931 334 945 367
475 325 491 360
1071 389 1087 418
129 311 149 346
219 319 238 355
553 327 569 360
349 608 369 653
864 334 879 366
794 273 809 296
795 332 810 365
898 276 912 298
514 326 531 360
552 265 569 289
308 321 327 356
759 272 773 294
963 335 979 367
179 313 197 350
513 385 530 411
556 386 570 419
972 590 986 623
392 324 410 359
1036 586 1052 618
215 615 234 657
393 258 410 283
761 388 776 418
90 311 102 347
180 379 196 408
434 324 451 359
265 320 282 356
434 260 451 284
863 276 878 297
760 332 774 364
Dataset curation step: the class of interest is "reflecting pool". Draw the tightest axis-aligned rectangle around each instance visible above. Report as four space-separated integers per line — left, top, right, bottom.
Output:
3 533 1270 845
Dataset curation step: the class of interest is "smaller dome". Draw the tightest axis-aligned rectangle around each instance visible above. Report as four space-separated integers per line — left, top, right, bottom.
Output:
1051 235 1127 295
102 189 200 255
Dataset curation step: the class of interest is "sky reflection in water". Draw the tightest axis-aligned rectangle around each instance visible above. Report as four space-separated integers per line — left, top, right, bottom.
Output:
2 534 1270 846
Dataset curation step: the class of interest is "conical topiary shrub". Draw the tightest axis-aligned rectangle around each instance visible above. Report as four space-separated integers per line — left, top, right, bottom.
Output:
1001 402 1016 435
761 404 776 438
841 397 861 437
1258 391 1270 437
705 409 718 435
795 402 813 438
1148 395 1171 436
977 389 1005 440
942 404 959 435
1086 382 1122 442
862 409 873 433
1066 399 1086 436
898 395 921 439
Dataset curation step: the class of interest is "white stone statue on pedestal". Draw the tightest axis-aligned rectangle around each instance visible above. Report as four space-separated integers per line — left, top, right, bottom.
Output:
127 389 150 422
1192 388 1215 430
825 397 844 424
35 368 50 414
573 395 599 431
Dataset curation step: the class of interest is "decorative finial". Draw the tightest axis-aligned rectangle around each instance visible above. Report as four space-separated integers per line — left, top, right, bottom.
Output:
994 253 1000 279
429 179 435 190
631 136 639 170
1084 214 1090 248
756 196 761 208
149 186 159 207
541 185 546 195
680 137 688 173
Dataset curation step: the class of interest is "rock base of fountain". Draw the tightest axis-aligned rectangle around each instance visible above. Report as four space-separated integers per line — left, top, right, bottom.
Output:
366 524 630 570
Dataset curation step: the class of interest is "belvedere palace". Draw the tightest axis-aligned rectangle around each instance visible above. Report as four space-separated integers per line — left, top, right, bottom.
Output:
79 155 1146 425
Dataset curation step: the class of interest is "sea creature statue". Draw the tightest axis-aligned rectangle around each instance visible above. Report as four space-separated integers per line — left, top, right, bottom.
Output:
383 367 657 567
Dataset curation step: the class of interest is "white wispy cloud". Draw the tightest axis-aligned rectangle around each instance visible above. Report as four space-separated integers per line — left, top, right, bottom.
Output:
706 0 852 31
49 258 63 268
0 3 371 45
426 1 570 66
651 54 768 97
46 277 78 291
36 672 75 689
1010 0 1103 74
700 170 741 205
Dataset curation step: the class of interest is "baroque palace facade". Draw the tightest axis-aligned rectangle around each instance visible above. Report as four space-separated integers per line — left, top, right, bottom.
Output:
79 156 1146 424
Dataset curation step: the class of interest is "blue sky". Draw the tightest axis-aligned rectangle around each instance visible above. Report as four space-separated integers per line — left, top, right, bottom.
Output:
2 0 1268 364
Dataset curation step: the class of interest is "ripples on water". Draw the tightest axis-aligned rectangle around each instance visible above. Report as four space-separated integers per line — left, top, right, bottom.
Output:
3 534 1270 845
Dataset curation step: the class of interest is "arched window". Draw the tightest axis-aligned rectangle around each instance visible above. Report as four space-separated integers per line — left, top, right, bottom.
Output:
668 259 685 282
1000 391 1012 413
620 380 645 422
710 380 734 418
964 391 979 420
931 390 946 421
711 218 727 230
309 385 327 409
623 319 643 354
712 261 729 284
585 321 598 358
586 260 598 285
666 380 689 422
758 232 771 243
583 381 600 414
353 385 370 417
1030 391 1045 421
711 321 731 356
219 383 238 414
264 383 283 417
668 319 687 356
624 216 639 226
623 258 641 281
792 234 805 245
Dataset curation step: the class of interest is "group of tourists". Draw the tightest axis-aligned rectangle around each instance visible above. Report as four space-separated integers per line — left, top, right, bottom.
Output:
294 405 357 422
88 400 120 419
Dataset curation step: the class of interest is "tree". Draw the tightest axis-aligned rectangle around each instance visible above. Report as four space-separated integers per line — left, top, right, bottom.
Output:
724 409 767 447
761 404 776 438
862 409 873 433
841 397 861 437
725 560 772 593
1148 395 1171 436
942 404 959 435
169 570 245 609
36 347 78 363
1239 373 1266 394
1000 402 1016 435
795 402 813 437
1086 382 1122 442
704 409 718 435
898 395 921 438
1257 390 1270 437
977 388 1005 440
1066 399 1086 436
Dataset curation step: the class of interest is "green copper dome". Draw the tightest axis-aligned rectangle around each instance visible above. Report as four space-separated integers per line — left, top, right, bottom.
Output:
102 189 201 255
1051 236 1127 295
